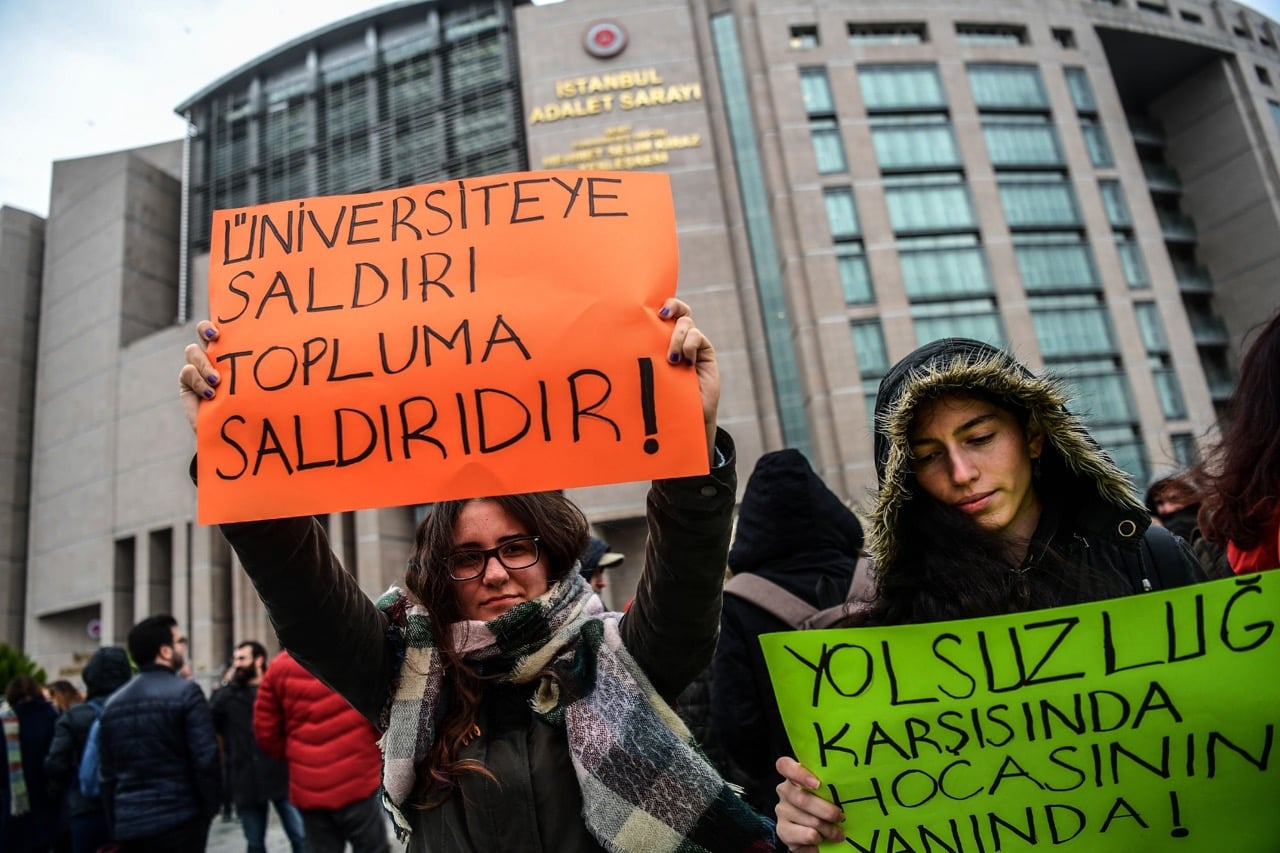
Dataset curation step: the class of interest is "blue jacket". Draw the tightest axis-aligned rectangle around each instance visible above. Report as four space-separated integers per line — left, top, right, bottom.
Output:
97 664 221 840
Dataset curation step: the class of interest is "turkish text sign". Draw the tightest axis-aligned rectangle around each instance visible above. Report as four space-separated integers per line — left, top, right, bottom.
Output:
761 574 1280 851
198 171 704 524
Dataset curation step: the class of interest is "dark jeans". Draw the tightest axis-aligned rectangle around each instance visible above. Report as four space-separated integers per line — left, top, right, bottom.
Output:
239 799 305 853
69 810 109 853
117 816 212 853
299 793 390 853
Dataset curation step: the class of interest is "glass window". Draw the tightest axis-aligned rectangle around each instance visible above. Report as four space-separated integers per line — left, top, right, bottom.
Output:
1014 237 1098 291
968 64 1048 110
900 244 993 300
849 22 928 44
852 321 889 376
790 24 819 49
885 174 976 233
852 320 889 427
824 187 859 239
1154 369 1188 419
1171 433 1199 467
999 177 1080 228
453 91 517 157
800 67 835 114
1134 302 1169 352
912 299 1006 348
983 117 1063 167
955 23 1028 45
386 55 437 119
858 64 946 111
1080 118 1113 167
1065 67 1098 112
1098 181 1131 227
870 117 960 170
450 35 509 92
1269 101 1280 136
810 117 848 173
323 78 369 141
1115 237 1149 288
262 98 310 156
837 246 874 304
1063 370 1135 424
1031 299 1117 357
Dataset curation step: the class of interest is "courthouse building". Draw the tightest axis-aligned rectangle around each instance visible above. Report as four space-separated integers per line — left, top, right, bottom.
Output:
5 0 1280 680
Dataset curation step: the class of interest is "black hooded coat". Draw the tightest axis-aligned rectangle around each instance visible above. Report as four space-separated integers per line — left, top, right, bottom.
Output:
709 448 864 814
44 646 133 818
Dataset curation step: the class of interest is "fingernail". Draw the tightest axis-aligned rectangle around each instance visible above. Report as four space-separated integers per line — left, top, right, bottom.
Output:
668 353 680 363
659 307 670 317
207 375 218 385
204 328 215 339
203 389 214 399
684 356 694 366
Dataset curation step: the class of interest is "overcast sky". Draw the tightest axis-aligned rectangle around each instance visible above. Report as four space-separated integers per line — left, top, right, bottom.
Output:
3 0 1280 218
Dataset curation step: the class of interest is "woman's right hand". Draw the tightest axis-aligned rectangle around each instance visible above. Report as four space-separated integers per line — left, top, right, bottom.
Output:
178 320 220 435
775 756 845 851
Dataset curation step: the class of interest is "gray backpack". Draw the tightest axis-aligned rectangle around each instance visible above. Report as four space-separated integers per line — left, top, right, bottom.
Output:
723 557 875 630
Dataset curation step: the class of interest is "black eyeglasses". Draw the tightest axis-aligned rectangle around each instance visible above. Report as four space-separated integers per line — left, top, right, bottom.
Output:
445 536 542 581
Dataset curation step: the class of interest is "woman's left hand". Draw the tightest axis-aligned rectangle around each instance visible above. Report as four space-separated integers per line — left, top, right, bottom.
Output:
657 298 719 464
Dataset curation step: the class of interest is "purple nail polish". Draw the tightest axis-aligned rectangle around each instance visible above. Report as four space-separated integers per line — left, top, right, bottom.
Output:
668 353 680 363
204 328 215 339
659 307 671 317
203 389 214 399
207 375 218 385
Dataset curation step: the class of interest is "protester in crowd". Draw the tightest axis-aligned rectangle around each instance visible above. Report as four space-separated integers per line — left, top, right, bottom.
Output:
1198 310 1280 575
210 641 304 853
254 649 389 853
45 682 83 715
772 337 1208 850
98 615 220 852
578 535 624 596
1145 468 1231 578
709 448 866 816
44 646 132 853
1 675 60 852
177 300 774 853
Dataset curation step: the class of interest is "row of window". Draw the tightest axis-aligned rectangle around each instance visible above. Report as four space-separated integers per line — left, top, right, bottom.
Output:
790 21 1078 50
809 62 1187 480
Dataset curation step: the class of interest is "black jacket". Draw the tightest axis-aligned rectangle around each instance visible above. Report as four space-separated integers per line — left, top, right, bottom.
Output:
209 681 289 807
710 449 864 814
44 646 132 818
867 337 1205 624
97 664 221 840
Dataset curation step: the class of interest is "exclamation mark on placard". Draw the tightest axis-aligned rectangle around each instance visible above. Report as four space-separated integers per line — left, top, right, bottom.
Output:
638 357 659 455
1169 791 1189 838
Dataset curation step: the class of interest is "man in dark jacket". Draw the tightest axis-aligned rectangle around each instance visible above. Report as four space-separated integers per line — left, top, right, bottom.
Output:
98 615 220 851
44 645 132 853
210 641 304 853
708 448 865 815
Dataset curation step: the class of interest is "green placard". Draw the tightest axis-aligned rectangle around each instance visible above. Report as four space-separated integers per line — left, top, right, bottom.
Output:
760 573 1280 851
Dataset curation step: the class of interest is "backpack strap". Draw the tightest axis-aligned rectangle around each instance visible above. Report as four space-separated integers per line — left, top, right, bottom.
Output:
723 574 818 628
1140 524 1186 591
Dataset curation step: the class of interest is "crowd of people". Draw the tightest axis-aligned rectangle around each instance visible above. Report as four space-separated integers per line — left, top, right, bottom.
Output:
2 303 1274 853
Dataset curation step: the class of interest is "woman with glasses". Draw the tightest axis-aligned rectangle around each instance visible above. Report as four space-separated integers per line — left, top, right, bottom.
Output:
178 299 774 853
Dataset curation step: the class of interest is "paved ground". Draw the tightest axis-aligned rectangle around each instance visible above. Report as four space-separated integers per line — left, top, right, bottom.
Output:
206 808 402 852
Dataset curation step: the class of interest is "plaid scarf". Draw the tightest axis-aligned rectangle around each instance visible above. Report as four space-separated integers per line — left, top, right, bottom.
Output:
2 703 28 817
376 573 774 852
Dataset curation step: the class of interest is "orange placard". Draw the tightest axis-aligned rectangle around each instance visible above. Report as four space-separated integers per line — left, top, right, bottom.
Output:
197 171 705 524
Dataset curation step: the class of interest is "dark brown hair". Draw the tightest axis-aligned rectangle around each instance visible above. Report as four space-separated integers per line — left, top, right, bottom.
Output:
5 675 45 706
403 492 589 804
1199 311 1280 550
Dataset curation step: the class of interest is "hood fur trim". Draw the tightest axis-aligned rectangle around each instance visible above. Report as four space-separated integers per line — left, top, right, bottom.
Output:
869 349 1145 574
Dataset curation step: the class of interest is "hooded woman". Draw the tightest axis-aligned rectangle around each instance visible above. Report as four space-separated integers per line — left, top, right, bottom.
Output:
773 338 1206 851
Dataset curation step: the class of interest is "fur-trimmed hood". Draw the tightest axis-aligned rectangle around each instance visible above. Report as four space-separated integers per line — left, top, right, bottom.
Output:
869 338 1148 574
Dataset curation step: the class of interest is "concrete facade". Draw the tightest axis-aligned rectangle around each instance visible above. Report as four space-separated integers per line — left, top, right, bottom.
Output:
9 0 1280 682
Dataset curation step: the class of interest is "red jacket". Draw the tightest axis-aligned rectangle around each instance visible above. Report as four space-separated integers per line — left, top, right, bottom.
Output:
253 651 382 810
1229 511 1280 575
